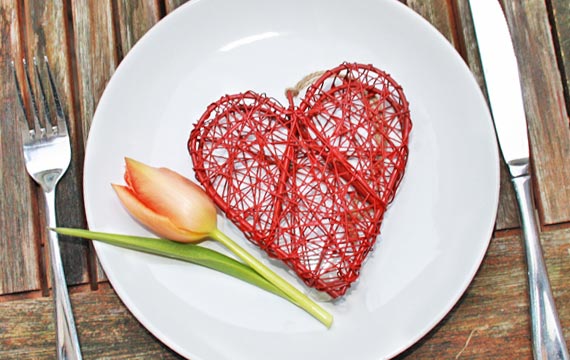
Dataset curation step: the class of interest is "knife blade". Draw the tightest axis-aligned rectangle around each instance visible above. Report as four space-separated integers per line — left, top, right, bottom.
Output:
468 1 569 359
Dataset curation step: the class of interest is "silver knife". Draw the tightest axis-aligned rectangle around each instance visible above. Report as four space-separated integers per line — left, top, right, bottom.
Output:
468 1 569 359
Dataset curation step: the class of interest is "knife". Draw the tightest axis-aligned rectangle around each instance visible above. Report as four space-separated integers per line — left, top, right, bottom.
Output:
468 1 569 359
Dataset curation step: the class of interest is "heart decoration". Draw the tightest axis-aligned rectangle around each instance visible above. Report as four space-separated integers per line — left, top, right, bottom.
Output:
188 63 412 298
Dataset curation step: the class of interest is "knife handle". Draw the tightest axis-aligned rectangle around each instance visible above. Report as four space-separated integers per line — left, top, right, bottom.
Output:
512 175 569 360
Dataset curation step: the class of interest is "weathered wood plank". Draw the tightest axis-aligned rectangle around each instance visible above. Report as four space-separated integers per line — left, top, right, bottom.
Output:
22 0 91 286
70 0 118 282
399 227 570 359
71 0 117 147
406 1 457 48
494 166 522 230
550 0 570 113
115 0 161 58
0 0 42 294
500 0 570 225
0 285 182 359
1 227 568 359
164 0 190 14
454 0 520 230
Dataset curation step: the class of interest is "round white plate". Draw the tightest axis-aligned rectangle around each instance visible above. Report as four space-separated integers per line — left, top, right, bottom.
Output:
84 0 500 359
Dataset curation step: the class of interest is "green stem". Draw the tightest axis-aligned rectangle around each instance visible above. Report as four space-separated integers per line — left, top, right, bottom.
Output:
210 228 333 328
52 228 291 301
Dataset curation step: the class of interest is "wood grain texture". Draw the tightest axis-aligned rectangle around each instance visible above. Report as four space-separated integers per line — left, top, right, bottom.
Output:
0 285 183 359
165 0 191 14
406 0 458 48
549 0 570 113
501 0 570 225
115 0 161 57
21 0 91 286
70 0 117 147
0 0 42 294
398 228 570 359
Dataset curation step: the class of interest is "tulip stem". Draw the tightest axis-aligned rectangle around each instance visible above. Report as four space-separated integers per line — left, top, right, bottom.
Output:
51 227 292 301
210 228 333 328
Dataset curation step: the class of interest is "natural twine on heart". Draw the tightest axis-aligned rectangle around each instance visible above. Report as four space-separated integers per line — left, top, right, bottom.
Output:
285 70 326 98
286 68 386 152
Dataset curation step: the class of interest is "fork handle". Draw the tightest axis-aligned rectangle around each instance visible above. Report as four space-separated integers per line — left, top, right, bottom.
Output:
512 175 569 360
44 190 83 360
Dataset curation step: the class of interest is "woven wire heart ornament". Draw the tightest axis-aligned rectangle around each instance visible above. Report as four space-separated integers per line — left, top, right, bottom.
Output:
189 62 412 298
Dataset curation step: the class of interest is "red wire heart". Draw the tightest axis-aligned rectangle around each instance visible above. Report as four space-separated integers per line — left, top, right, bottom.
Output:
189 63 412 298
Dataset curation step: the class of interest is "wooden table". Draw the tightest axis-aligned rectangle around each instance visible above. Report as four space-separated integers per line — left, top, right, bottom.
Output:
1 0 568 359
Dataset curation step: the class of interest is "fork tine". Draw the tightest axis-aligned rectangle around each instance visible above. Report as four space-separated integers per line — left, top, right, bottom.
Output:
33 57 54 129
11 60 34 130
44 56 67 132
22 58 44 135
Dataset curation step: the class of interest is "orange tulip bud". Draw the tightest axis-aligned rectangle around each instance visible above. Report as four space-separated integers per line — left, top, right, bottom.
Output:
112 158 217 242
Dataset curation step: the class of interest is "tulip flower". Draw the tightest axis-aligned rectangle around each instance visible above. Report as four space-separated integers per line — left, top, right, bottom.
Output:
111 158 217 242
109 157 333 327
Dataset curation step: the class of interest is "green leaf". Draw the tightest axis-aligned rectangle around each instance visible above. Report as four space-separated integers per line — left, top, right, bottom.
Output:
52 227 290 301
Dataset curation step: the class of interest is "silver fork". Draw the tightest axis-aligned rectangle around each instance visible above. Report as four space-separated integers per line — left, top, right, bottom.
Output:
12 57 82 360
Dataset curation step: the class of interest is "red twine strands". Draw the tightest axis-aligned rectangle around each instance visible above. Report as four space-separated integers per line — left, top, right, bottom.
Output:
188 63 412 298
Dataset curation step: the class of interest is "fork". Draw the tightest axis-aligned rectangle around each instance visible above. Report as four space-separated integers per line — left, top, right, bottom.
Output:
12 57 82 360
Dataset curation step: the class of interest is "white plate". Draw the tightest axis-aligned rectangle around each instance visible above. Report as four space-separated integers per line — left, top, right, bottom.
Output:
84 0 500 359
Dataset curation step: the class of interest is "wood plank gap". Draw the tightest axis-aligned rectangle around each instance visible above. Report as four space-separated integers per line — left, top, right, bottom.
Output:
86 241 99 290
493 227 522 239
67 282 99 294
528 146 551 230
63 0 86 161
62 0 98 291
110 0 124 62
34 213 49 297
80 280 112 296
543 220 570 232
544 0 570 119
0 282 101 303
157 0 167 19
447 0 468 61
15 0 27 58
494 220 570 238
0 289 43 303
